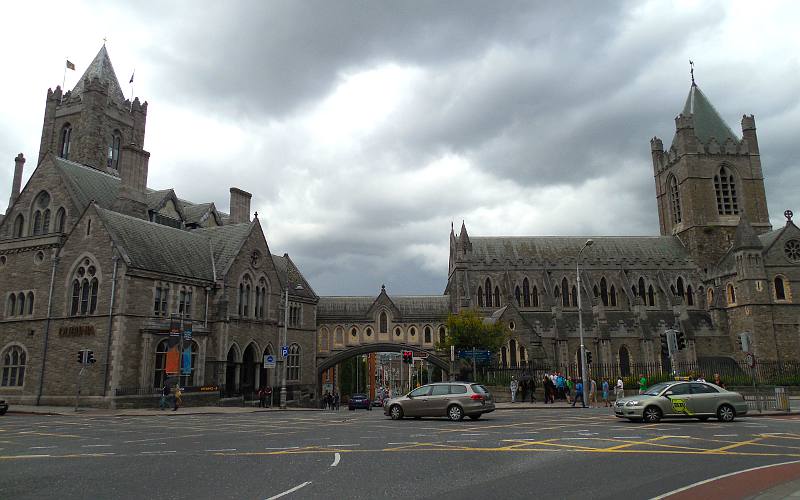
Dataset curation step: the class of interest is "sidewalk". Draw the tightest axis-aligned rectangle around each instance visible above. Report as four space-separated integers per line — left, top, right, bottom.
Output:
494 400 800 416
6 405 323 417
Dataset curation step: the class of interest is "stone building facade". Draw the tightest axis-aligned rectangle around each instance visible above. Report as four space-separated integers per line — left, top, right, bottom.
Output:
0 47 318 406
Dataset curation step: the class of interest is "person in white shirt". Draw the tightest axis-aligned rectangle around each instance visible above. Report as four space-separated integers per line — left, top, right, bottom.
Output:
615 377 624 401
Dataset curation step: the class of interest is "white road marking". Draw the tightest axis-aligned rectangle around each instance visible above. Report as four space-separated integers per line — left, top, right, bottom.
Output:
651 460 800 499
326 444 360 448
387 442 418 445
141 450 176 454
82 444 112 448
613 436 641 439
461 433 487 436
331 452 341 467
29 446 57 449
264 446 299 450
266 481 312 500
446 440 477 443
713 434 739 437
206 448 236 452
136 442 167 446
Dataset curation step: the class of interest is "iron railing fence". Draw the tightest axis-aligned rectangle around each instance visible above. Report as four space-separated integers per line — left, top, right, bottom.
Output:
476 359 800 388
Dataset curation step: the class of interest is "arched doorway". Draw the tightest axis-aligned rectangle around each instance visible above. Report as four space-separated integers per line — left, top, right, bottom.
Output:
509 339 518 367
619 345 631 377
241 343 258 396
225 345 239 396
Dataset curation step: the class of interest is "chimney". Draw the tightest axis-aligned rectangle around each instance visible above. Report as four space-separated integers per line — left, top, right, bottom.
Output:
113 144 150 219
7 153 24 211
229 188 252 224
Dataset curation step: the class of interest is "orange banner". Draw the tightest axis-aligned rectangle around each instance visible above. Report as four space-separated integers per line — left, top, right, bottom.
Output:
165 347 180 375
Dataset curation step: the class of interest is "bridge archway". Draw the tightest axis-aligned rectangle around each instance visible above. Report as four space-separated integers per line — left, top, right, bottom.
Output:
316 343 450 375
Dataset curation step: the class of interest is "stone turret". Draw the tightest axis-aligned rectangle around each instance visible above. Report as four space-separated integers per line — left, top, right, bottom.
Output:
112 144 150 219
229 188 252 224
7 153 24 211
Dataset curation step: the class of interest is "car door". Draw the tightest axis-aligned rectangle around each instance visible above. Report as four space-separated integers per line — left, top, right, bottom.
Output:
427 384 451 415
404 386 432 416
663 383 693 416
689 383 720 415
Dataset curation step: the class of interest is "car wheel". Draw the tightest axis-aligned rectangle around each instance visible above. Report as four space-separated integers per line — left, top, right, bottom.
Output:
447 405 464 421
697 416 710 422
642 406 662 423
389 405 404 420
717 404 736 422
468 414 481 421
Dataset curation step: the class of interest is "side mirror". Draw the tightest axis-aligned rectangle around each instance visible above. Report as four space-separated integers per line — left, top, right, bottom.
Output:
407 394 414 399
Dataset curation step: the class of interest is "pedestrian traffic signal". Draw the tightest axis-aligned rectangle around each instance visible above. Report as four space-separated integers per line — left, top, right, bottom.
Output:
402 351 413 364
660 334 669 356
586 351 593 364
87 350 96 364
675 331 686 350
77 350 86 364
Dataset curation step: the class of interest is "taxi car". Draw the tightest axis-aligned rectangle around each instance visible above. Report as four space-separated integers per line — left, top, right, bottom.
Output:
614 381 748 423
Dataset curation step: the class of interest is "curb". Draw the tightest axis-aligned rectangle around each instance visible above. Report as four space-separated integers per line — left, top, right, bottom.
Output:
6 407 325 417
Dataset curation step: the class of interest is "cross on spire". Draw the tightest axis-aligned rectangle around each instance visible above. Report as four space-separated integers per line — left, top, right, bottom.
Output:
689 60 695 86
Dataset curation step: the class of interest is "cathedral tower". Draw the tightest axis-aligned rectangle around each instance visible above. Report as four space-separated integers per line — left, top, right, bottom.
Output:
37 45 147 173
651 79 771 271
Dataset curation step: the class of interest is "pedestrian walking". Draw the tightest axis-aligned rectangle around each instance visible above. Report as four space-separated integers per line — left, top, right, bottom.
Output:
333 392 340 411
258 386 268 408
159 383 170 410
520 379 528 403
572 380 586 407
172 386 182 411
713 373 725 389
589 377 597 408
510 377 519 403
638 374 648 395
602 378 610 407
565 377 573 404
556 373 565 401
529 376 537 403
543 374 554 404
615 377 624 401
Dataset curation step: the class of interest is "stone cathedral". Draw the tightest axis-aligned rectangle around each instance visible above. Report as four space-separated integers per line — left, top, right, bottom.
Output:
1 46 799 406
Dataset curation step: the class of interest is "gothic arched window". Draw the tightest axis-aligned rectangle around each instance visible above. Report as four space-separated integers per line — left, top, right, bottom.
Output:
686 285 694 306
379 311 388 334
638 277 646 301
648 285 655 307
438 326 446 344
32 211 42 236
774 275 790 302
600 277 609 306
610 285 617 307
13 214 24 238
726 283 736 305
570 286 578 307
514 286 521 306
668 175 682 224
108 130 121 169
424 326 432 344
522 278 531 307
619 345 631 377
153 339 198 388
26 292 33 315
69 258 99 316
561 278 569 307
60 123 72 159
494 286 501 307
714 166 739 215
1 345 26 387
287 344 301 381
6 294 15 317
477 286 484 307
532 286 539 307
485 278 492 307
55 208 66 233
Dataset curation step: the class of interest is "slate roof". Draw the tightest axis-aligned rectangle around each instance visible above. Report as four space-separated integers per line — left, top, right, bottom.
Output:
71 46 127 103
759 227 785 251
317 295 450 320
676 84 738 145
731 217 763 250
54 156 120 209
272 254 318 300
469 236 695 267
181 202 214 225
95 206 253 281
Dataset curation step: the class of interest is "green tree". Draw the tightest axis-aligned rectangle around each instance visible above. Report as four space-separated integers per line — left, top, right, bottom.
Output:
437 309 509 353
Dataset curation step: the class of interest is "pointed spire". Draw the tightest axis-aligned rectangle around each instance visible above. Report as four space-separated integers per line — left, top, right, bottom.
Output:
71 45 126 103
689 60 695 87
732 215 763 251
678 83 738 144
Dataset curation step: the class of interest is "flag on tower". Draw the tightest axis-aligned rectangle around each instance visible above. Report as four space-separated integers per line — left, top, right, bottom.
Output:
129 70 135 84
66 60 75 70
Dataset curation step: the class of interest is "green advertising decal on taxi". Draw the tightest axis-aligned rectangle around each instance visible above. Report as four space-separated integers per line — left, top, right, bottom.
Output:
669 398 694 415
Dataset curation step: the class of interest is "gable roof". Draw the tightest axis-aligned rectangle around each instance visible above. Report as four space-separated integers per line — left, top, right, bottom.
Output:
94 206 253 281
317 294 449 320
469 235 696 267
271 253 318 301
677 84 739 145
71 45 127 104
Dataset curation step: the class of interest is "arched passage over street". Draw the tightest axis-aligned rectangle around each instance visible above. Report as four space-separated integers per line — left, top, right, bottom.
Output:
317 343 450 375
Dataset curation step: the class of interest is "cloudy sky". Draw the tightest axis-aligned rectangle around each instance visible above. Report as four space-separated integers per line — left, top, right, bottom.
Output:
1 1 799 296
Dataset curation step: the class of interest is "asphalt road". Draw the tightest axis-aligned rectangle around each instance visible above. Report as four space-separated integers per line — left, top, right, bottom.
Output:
2 408 800 499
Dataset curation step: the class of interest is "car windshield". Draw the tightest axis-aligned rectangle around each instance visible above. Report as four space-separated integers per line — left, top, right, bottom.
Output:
642 382 672 396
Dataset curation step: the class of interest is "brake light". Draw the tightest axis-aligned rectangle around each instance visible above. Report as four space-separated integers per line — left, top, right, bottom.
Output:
470 394 485 401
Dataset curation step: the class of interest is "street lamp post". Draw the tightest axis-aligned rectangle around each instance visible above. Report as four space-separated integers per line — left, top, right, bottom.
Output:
280 282 303 409
576 239 594 407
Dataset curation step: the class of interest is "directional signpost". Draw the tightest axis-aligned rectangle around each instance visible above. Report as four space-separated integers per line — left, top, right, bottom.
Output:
457 350 492 362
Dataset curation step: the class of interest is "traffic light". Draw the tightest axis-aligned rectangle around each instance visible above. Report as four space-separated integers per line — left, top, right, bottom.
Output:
660 334 669 357
675 331 686 350
87 350 96 364
402 351 413 364
77 350 86 364
586 351 593 364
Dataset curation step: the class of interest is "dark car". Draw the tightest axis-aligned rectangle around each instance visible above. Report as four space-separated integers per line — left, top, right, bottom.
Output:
348 393 372 410
0 400 8 415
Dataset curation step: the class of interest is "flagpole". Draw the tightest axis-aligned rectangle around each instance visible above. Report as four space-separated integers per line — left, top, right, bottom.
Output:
61 57 68 104
129 69 135 112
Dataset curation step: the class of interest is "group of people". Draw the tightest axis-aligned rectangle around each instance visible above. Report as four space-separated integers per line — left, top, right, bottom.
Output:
257 386 273 408
509 373 629 408
159 383 183 411
508 377 537 403
322 391 341 410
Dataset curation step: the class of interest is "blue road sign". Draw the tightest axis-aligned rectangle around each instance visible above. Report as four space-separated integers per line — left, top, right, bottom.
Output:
263 355 276 368
458 350 492 361
281 345 289 358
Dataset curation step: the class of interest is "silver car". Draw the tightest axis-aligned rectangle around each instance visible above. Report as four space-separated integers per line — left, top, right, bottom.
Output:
614 381 748 423
384 382 495 421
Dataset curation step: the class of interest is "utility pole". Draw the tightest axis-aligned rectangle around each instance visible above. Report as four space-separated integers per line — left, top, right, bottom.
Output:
576 239 594 407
